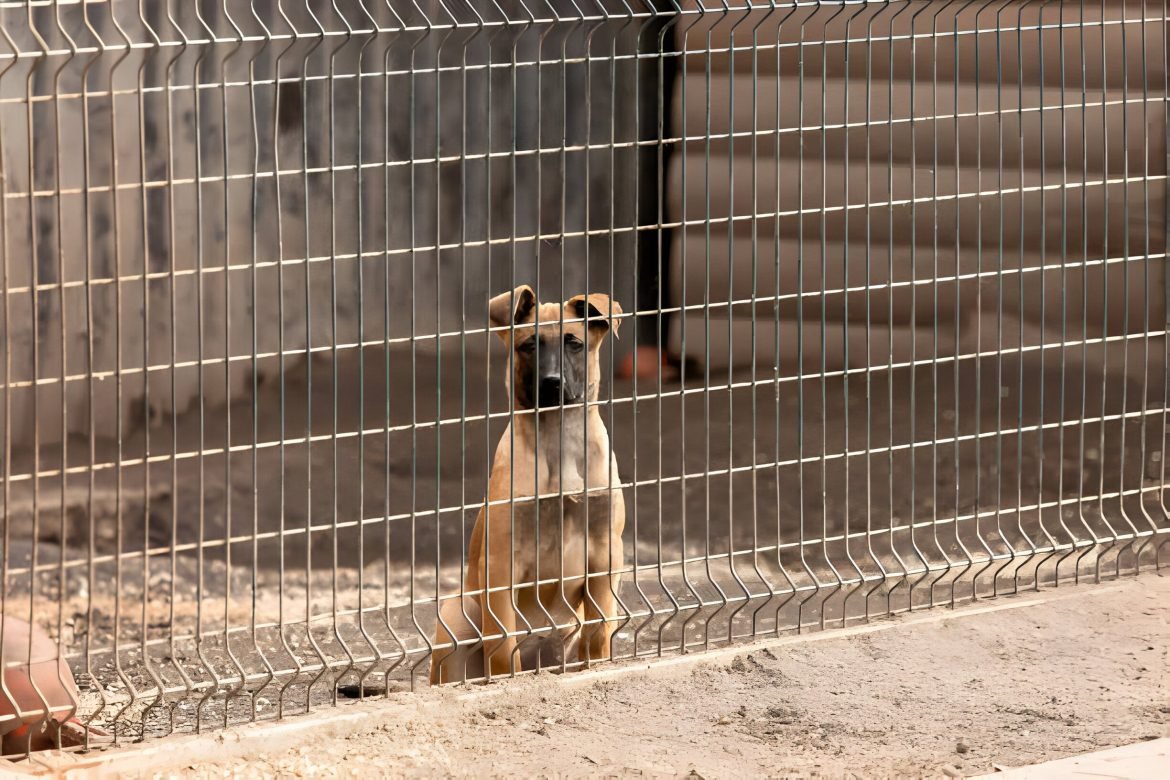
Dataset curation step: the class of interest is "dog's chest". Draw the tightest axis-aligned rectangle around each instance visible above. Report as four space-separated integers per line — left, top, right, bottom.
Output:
510 493 615 574
511 427 616 573
533 426 589 494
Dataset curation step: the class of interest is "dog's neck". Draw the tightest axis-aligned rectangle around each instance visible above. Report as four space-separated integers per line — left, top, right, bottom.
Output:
514 406 588 453
513 406 600 493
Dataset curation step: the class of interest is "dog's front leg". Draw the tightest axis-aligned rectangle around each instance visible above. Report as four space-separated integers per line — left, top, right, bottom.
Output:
581 488 626 665
482 583 520 677
582 577 618 664
582 540 623 665
480 515 522 677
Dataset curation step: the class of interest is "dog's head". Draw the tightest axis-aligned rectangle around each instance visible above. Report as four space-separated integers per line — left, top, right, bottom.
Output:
488 285 623 411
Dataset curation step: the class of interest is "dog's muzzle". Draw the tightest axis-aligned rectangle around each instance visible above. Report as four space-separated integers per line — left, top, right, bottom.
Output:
538 376 565 408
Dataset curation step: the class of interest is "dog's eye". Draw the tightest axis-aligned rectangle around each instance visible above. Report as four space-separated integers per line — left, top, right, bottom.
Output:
515 338 536 353
564 334 584 351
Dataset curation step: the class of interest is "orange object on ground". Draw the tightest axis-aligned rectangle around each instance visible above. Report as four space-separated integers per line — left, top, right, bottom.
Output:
0 616 112 754
616 345 680 381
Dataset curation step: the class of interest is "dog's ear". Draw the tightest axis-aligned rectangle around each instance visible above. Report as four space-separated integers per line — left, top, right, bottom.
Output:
567 293 623 342
488 285 536 340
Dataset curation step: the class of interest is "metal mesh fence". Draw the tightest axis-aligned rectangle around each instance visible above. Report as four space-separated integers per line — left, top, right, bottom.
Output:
0 0 1166 754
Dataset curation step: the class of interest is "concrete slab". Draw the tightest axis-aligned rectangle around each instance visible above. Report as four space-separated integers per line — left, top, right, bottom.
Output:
980 738 1170 780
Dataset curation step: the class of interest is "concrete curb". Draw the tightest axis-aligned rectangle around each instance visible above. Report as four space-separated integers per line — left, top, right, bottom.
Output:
975 738 1170 779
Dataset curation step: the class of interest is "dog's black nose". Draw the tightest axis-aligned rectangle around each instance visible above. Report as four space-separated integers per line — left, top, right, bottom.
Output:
538 377 563 407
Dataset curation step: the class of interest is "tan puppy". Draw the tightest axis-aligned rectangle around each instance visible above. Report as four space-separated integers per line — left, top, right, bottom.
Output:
429 286 626 684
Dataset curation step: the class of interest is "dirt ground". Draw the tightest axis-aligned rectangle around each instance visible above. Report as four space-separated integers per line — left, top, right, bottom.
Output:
120 574 1170 779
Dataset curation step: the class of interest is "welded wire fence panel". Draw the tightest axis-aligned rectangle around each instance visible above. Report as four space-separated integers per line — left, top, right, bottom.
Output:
0 0 1166 754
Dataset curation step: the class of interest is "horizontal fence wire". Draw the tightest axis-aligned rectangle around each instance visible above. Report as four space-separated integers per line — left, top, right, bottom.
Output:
0 0 1167 755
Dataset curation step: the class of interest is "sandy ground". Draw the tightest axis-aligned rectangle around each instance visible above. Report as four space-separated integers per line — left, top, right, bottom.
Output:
111 574 1170 779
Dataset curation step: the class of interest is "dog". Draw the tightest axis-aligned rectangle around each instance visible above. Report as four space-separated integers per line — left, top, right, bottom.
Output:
428 285 627 684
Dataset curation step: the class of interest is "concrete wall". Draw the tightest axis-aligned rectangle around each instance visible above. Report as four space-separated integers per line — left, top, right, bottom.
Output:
0 0 645 450
667 0 1168 377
